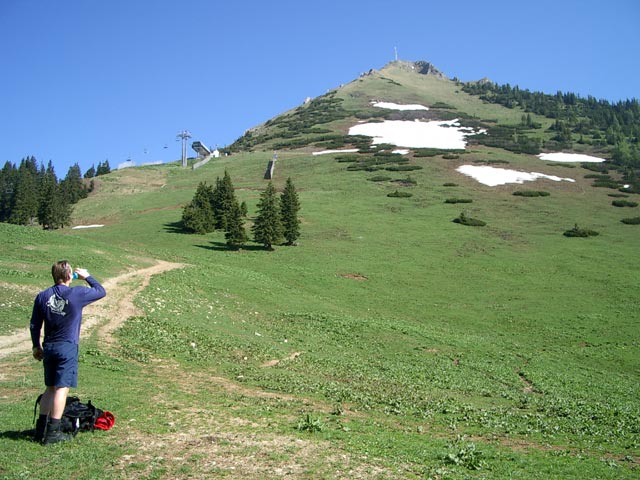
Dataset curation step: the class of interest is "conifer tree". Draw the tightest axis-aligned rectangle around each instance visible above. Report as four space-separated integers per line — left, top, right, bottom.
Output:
84 165 96 178
0 161 18 222
182 182 215 234
22 156 39 176
9 159 39 225
211 170 235 230
280 177 300 245
60 163 87 204
224 199 248 249
38 161 58 228
57 197 72 229
96 160 111 176
252 181 283 250
613 139 633 166
38 161 71 229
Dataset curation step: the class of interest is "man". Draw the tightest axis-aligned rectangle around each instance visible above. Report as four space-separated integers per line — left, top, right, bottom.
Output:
30 260 106 445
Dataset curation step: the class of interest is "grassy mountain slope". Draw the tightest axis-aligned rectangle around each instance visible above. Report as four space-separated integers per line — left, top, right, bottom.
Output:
1 62 638 479
233 61 558 154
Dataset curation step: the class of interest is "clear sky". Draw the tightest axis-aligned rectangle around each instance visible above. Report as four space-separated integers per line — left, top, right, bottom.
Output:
1 0 638 176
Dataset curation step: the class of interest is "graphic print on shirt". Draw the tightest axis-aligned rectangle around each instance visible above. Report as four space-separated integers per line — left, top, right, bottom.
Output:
47 294 68 316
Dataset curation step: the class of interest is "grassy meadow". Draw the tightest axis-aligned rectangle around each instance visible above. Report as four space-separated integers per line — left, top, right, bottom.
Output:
1 65 639 478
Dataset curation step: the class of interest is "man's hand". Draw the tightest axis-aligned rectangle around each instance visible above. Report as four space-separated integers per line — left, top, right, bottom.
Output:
32 346 43 361
74 268 90 280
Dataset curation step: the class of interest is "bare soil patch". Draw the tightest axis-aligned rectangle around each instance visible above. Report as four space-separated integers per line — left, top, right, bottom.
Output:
261 351 303 368
340 273 368 281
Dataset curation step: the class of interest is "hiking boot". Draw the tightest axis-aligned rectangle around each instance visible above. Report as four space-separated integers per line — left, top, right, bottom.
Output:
43 421 73 445
33 416 47 443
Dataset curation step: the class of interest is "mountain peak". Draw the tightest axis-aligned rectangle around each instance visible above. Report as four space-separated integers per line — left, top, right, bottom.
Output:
413 61 447 79
382 60 448 80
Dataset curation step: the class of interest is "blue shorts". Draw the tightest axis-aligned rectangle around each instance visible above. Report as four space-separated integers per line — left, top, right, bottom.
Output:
43 341 79 388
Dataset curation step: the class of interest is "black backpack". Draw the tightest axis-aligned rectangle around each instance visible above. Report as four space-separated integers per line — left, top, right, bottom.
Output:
34 394 103 434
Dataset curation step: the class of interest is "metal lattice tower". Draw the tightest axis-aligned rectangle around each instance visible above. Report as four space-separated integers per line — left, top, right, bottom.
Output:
177 130 192 168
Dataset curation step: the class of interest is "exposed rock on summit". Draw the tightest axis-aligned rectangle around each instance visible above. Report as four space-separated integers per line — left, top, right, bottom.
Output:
413 61 448 79
387 60 448 80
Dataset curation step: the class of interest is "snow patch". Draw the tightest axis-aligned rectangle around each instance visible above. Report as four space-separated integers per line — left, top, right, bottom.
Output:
312 149 359 156
349 119 482 150
538 152 605 163
72 224 105 229
456 165 576 187
372 101 429 111
392 149 409 155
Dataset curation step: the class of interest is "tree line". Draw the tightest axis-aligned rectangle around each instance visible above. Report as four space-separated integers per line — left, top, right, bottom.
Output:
462 81 640 167
181 171 300 250
0 157 110 229
462 81 640 192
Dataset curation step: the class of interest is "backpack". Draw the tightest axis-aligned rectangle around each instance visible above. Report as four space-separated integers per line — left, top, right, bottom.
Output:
34 394 114 434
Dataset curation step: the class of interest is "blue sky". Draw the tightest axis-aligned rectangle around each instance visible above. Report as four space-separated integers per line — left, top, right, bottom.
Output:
1 0 638 176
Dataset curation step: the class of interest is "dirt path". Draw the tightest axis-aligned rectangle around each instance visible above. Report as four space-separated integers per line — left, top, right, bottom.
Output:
0 260 185 360
0 260 394 477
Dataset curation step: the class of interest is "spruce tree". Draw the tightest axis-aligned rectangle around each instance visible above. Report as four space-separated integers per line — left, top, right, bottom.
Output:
60 163 87 204
182 182 215 234
38 161 72 229
9 159 39 225
38 162 58 229
211 170 235 230
224 199 248 249
57 196 72 229
84 165 96 178
613 139 632 166
280 177 300 245
96 160 111 176
22 156 39 176
252 181 283 250
0 161 18 222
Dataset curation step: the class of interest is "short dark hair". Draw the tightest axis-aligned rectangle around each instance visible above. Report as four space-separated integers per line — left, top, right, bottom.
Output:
52 260 72 284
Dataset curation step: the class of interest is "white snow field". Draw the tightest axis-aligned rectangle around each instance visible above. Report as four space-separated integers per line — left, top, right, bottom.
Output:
314 104 585 186
371 101 429 111
456 165 576 187
349 119 483 150
312 149 359 156
538 152 605 163
72 224 105 229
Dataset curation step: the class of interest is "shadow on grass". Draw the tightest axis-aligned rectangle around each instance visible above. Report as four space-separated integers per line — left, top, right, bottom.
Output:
195 242 267 252
0 428 35 442
163 221 188 234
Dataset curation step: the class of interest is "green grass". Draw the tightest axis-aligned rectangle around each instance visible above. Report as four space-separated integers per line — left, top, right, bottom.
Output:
1 73 639 478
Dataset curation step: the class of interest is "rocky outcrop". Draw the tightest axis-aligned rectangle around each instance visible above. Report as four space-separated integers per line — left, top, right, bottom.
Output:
413 61 448 79
385 60 448 79
476 77 494 85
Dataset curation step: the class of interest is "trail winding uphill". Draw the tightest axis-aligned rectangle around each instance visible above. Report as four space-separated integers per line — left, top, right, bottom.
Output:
0 260 185 360
0 260 387 477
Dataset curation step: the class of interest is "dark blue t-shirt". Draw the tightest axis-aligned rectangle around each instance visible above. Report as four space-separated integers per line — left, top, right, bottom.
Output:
30 276 106 348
